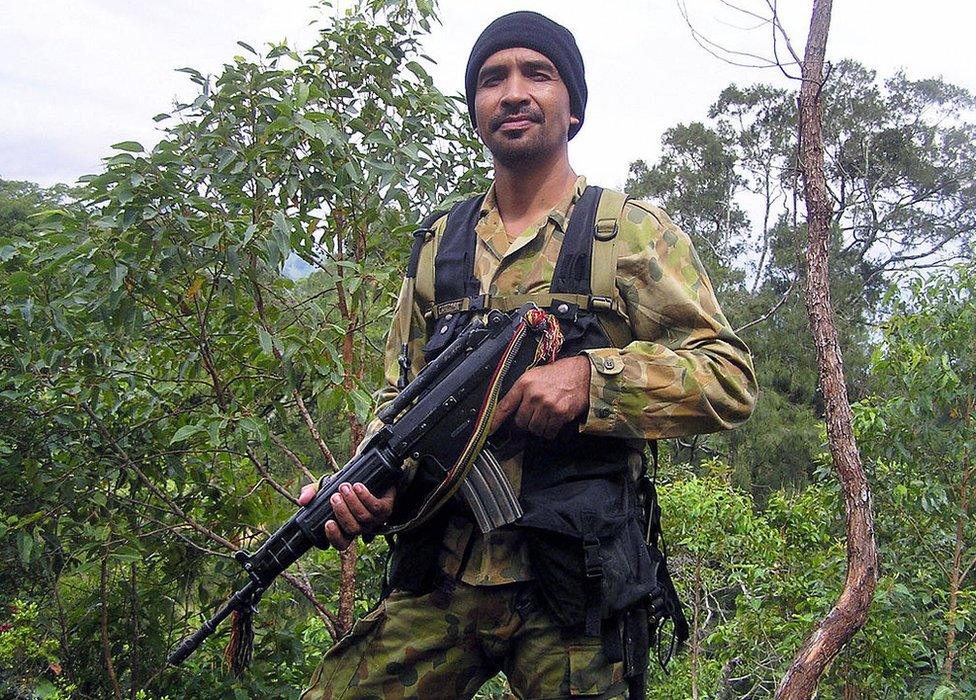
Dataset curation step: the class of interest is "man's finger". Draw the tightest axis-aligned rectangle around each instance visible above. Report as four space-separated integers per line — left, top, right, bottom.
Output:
339 483 375 524
298 482 318 506
526 406 553 439
324 520 350 550
330 491 360 536
514 391 538 431
541 416 561 440
353 483 395 520
490 379 525 434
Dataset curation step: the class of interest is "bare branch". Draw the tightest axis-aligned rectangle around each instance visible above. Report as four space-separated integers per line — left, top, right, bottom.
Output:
675 0 798 70
270 432 318 483
737 277 797 333
244 445 300 505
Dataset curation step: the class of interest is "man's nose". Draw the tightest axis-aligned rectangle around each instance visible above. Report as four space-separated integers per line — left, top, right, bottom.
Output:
500 75 530 108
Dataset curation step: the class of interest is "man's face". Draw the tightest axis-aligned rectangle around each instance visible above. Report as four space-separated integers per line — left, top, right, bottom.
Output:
473 47 579 168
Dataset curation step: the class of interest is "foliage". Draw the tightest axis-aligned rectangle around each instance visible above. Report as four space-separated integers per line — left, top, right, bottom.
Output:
850 261 976 696
0 601 77 699
2 2 975 694
1 1 488 697
628 61 975 495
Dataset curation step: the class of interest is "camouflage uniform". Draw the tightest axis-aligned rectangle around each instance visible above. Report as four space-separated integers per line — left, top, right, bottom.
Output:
301 176 757 698
302 580 627 700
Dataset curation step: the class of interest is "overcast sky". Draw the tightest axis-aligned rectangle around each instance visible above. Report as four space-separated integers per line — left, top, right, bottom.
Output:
2 1 974 189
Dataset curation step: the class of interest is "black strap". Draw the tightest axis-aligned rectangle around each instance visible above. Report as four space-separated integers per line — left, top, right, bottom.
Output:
433 195 484 305
406 209 449 279
551 185 603 295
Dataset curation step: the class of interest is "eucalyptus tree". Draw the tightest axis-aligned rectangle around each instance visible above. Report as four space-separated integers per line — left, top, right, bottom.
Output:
1 1 489 696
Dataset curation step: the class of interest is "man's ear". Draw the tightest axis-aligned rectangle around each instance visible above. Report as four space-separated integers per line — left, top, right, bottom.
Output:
569 115 581 126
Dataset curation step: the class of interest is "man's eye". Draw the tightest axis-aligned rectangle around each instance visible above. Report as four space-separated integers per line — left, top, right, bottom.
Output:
532 73 552 81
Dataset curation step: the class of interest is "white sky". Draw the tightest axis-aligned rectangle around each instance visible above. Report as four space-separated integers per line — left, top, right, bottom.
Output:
2 1 974 189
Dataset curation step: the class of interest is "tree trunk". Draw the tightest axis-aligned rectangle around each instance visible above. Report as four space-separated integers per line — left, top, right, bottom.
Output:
775 1 879 697
100 554 123 700
691 556 701 700
942 459 972 682
335 217 368 636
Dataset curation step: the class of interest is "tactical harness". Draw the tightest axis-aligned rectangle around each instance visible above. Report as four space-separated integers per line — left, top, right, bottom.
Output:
388 186 689 680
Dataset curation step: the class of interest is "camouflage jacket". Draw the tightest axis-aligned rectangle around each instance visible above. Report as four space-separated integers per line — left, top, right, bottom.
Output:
367 176 758 585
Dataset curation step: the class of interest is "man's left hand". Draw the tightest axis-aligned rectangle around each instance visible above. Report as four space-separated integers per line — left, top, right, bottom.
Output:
489 355 591 440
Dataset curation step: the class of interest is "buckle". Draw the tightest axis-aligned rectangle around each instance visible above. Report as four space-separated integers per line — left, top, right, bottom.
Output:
589 296 614 311
468 294 490 311
595 219 618 241
583 540 602 579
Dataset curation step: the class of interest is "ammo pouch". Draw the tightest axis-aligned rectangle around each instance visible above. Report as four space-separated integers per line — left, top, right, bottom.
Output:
516 475 660 637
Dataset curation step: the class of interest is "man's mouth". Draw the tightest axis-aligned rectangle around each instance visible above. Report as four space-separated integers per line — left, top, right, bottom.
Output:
493 113 542 131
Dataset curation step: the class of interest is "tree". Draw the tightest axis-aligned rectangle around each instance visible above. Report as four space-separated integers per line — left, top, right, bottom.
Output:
626 122 747 295
0 2 489 696
776 2 877 696
855 261 976 696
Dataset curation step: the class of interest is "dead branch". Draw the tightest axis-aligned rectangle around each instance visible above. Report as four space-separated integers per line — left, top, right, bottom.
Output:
775 1 879 696
736 276 797 333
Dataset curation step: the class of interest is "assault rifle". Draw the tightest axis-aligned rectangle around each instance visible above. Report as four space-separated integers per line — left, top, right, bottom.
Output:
168 305 558 668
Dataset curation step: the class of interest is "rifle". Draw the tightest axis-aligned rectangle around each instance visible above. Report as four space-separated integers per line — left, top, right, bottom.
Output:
167 305 561 669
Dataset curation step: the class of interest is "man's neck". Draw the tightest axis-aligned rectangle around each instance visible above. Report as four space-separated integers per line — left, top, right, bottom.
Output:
492 154 578 239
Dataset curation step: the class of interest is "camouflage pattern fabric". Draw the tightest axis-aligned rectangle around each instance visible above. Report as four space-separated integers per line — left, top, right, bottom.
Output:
300 580 627 700
362 176 758 585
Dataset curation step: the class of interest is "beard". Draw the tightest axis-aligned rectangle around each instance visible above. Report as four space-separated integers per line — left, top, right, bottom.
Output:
483 107 563 170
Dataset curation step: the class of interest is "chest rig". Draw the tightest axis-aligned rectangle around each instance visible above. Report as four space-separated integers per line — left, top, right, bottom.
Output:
391 188 649 598
386 187 689 672
406 185 631 374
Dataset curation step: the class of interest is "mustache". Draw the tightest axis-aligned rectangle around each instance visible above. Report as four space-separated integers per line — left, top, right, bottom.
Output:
489 109 544 131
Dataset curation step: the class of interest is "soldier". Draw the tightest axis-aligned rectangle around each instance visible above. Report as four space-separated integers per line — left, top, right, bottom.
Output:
300 10 757 699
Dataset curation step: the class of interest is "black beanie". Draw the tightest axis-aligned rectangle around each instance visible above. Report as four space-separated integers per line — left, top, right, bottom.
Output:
464 11 587 140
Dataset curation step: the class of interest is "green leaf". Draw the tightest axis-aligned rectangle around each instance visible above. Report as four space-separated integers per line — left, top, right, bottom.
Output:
239 416 264 436
109 263 127 291
237 40 258 55
295 80 310 108
170 424 205 444
315 122 341 145
111 140 145 152
16 531 33 565
364 130 394 148
35 680 58 699
257 326 274 355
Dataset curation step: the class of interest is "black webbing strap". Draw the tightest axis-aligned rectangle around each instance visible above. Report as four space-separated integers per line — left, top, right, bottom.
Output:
551 185 602 296
582 510 603 637
406 211 443 279
433 195 484 307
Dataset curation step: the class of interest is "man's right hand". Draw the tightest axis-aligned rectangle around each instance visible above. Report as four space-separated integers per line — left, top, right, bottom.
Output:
298 481 396 551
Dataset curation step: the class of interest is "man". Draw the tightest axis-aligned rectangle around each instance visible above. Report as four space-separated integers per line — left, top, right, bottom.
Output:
300 11 757 699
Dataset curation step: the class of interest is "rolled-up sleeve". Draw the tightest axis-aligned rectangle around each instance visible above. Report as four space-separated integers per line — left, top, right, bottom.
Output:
579 202 757 440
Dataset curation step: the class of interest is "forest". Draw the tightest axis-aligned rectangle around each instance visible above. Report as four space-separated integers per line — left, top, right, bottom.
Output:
1 1 974 698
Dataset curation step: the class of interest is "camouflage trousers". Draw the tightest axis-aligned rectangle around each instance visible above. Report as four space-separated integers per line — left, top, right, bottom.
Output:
300 579 628 699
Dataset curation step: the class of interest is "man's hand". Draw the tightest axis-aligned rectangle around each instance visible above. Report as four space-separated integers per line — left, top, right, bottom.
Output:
298 481 396 551
489 355 591 440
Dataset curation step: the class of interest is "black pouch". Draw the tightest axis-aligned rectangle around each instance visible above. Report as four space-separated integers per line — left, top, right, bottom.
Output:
383 517 444 597
517 477 659 635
